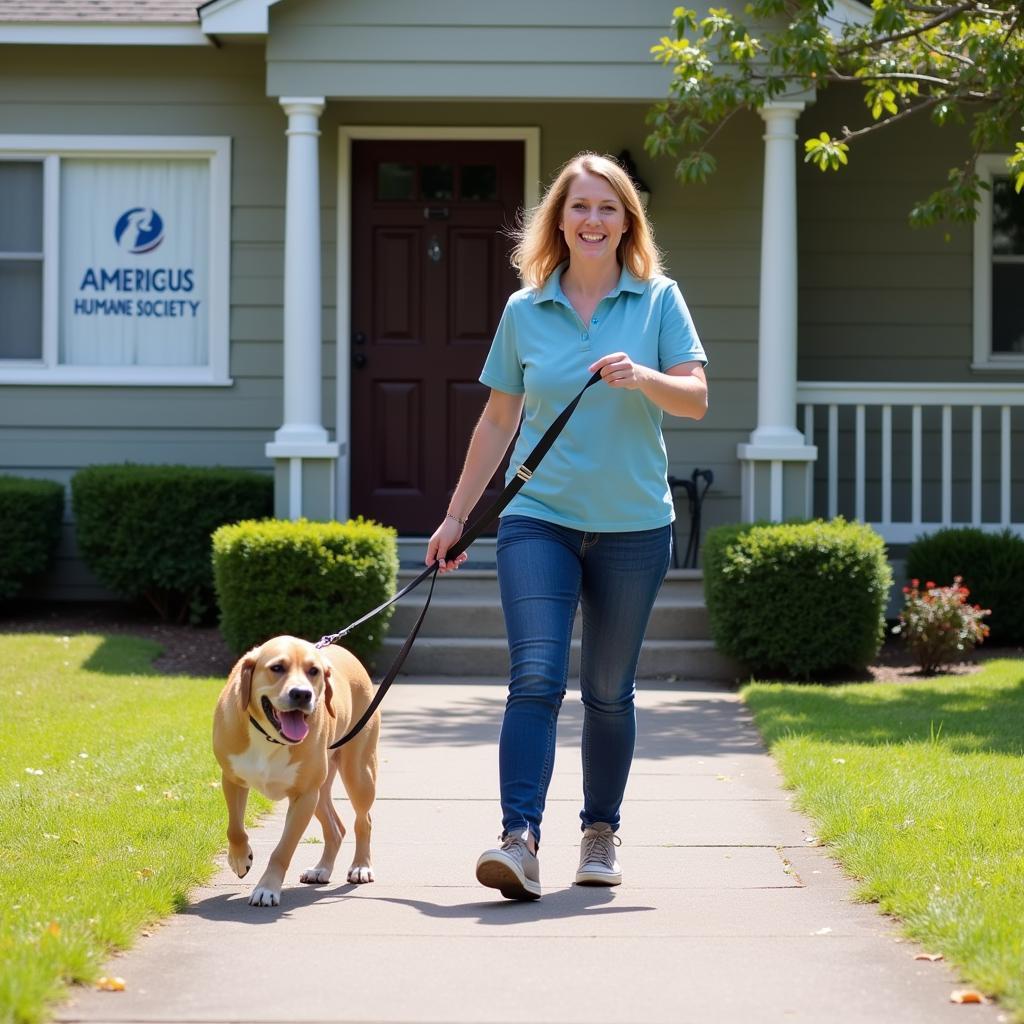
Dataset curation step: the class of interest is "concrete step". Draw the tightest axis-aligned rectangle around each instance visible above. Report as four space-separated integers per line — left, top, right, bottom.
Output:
387 593 711 641
395 566 707 601
382 549 731 681
373 635 741 683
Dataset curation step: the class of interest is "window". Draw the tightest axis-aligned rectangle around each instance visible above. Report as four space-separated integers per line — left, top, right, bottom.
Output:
973 153 1024 368
0 136 231 385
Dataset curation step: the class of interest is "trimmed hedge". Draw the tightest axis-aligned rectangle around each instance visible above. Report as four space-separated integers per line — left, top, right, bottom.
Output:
905 527 1024 644
704 518 892 679
211 517 398 663
0 476 65 600
71 464 273 623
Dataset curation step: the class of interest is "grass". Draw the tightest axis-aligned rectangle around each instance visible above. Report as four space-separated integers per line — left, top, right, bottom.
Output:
743 659 1024 1019
0 632 270 1024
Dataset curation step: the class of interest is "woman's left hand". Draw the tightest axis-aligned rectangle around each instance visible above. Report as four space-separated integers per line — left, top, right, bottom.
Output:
588 351 649 390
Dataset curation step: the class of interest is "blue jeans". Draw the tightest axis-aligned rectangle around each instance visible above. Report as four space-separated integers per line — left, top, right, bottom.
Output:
494 515 672 845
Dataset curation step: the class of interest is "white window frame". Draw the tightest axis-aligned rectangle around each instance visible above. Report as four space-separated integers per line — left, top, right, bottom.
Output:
973 152 1024 371
0 135 231 386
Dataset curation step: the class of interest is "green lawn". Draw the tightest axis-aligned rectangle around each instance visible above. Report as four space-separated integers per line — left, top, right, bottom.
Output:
0 632 269 1024
744 660 1024 1019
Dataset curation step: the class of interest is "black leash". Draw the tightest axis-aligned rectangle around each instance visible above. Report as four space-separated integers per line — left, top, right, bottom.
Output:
319 369 603 749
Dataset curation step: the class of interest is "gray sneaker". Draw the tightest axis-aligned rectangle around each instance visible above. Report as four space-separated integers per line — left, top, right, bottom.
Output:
475 830 541 900
575 822 622 886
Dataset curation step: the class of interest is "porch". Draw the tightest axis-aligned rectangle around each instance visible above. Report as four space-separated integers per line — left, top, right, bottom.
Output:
798 381 1024 543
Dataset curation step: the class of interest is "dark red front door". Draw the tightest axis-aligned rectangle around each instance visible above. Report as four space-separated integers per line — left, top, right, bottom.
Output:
350 140 524 533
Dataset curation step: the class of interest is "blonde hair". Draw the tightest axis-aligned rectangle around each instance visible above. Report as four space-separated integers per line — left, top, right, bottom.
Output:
511 152 663 290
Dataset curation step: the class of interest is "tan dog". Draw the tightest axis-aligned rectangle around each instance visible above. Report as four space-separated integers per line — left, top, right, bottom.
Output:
212 635 379 907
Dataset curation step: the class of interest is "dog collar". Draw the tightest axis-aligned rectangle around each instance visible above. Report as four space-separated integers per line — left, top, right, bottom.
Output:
248 714 286 745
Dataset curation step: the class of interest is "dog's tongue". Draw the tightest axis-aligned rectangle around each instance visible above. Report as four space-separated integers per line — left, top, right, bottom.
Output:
279 710 309 742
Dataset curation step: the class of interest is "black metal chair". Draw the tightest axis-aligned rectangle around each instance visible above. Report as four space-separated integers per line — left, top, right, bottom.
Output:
668 468 714 569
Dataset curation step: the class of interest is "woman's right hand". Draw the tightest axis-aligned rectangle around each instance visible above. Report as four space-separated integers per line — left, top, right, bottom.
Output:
426 516 469 573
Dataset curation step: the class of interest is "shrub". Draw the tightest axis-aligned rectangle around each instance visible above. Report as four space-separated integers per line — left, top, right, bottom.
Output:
905 528 1024 644
893 576 990 673
211 517 398 664
71 464 273 623
703 517 893 678
0 476 65 600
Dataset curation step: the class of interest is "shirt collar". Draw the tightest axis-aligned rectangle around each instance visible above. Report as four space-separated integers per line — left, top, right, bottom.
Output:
533 261 648 305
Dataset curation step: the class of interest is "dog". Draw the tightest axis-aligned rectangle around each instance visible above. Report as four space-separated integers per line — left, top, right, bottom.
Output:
212 635 379 907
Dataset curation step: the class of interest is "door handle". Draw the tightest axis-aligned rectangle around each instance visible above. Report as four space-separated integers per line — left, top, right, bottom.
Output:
352 352 367 369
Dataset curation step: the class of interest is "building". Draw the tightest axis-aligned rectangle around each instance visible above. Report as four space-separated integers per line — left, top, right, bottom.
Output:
1 0 1021 600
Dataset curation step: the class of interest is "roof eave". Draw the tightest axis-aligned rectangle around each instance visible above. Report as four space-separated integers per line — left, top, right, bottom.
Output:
0 22 212 45
199 0 280 36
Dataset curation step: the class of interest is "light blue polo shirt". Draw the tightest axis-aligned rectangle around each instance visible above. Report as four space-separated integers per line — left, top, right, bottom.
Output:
479 262 706 532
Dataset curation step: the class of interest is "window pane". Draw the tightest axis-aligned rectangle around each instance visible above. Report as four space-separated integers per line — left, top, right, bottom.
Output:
377 162 416 200
992 263 1024 353
421 164 454 201
0 161 43 252
461 164 498 201
0 260 43 359
992 177 1024 256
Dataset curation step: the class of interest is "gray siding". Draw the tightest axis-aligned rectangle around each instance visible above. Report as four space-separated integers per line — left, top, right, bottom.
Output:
0 44 285 598
266 0 677 100
796 85 1023 530
0 46 760 598
797 84 1021 386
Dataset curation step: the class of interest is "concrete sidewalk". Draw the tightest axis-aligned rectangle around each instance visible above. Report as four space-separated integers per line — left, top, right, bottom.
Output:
58 679 1003 1024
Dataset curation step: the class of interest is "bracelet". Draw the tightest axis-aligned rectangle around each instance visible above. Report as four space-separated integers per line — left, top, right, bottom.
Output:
446 511 467 527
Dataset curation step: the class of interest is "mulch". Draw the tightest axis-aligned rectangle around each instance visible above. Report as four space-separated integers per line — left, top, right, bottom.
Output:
1 599 1021 683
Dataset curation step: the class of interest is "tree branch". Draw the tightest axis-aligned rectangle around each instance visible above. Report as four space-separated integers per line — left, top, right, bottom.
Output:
833 1 976 57
838 94 944 141
828 70 957 87
923 44 976 67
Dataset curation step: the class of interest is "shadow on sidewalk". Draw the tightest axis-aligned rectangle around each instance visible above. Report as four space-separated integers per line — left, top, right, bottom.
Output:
382 692 762 760
185 882 654 925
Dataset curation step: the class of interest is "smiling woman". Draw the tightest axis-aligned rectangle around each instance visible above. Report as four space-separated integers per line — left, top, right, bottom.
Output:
425 150 709 902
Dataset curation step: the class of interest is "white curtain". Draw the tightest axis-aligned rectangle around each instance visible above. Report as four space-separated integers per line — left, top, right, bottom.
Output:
59 158 209 367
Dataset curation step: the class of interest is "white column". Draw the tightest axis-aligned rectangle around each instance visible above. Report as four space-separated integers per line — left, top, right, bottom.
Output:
752 101 805 448
266 98 339 520
737 100 816 521
275 97 327 446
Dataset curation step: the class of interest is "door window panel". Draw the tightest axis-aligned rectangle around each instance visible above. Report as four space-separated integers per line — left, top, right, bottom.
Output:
377 162 416 201
421 164 454 201
461 164 498 201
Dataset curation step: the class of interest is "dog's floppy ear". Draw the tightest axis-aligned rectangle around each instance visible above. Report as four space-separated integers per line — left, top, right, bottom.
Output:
229 648 260 712
322 663 336 719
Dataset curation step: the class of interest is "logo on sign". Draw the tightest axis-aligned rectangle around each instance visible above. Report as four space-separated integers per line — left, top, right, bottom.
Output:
114 207 165 254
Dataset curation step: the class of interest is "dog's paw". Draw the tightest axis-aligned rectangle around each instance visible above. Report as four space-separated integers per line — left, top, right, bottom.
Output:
228 845 254 878
247 885 281 907
347 864 375 884
299 867 332 884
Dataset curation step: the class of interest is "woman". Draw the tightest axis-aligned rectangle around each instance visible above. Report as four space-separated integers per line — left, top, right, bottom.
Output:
426 151 708 901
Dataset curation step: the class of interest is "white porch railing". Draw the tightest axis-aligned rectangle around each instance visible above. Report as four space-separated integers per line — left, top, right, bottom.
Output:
797 382 1024 543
